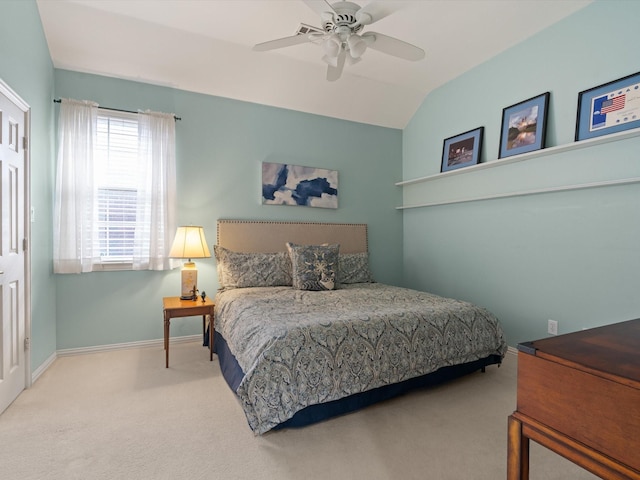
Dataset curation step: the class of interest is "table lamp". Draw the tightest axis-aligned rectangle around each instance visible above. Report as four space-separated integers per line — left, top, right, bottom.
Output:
169 226 211 300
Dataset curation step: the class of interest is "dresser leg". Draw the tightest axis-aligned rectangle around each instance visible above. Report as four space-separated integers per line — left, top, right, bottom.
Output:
508 414 530 480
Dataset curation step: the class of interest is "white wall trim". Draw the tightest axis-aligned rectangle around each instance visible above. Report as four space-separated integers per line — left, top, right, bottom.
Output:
32 336 517 383
31 351 57 384
397 176 640 210
29 335 203 383
56 334 202 357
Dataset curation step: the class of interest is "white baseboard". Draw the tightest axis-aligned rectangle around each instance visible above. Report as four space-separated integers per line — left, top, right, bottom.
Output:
56 334 202 357
31 351 57 384
33 337 517 383
30 335 203 384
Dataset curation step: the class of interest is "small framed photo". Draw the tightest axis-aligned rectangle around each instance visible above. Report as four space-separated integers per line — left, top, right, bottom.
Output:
575 71 640 141
499 92 550 159
441 127 484 173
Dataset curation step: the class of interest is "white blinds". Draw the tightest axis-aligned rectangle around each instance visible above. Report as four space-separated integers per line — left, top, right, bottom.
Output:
95 112 139 261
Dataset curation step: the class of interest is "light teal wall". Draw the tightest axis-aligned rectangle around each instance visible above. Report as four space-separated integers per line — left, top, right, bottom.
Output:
402 0 640 346
6 0 632 356
53 70 403 349
0 0 57 372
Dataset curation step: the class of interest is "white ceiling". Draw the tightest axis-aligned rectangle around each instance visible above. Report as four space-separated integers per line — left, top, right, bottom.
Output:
36 0 592 129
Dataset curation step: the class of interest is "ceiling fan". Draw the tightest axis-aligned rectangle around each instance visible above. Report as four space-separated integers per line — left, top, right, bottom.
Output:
252 0 425 81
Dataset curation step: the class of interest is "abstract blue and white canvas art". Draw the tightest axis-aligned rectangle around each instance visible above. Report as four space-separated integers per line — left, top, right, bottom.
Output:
262 162 338 209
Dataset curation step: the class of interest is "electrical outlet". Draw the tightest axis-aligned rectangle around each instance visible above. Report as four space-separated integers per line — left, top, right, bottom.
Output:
548 319 558 335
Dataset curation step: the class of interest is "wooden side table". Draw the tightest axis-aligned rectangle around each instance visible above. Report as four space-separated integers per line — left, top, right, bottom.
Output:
162 296 215 368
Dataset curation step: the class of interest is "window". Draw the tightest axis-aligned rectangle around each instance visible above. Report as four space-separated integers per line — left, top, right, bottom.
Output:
53 99 176 273
95 111 140 263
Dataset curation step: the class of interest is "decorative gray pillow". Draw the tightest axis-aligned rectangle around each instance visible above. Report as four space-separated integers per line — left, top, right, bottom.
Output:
214 245 292 289
338 252 374 284
286 242 339 291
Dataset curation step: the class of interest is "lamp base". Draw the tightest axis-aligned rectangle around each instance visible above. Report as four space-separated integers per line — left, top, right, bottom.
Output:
180 261 198 300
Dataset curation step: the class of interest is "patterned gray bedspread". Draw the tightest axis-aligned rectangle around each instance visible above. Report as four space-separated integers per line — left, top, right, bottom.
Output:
215 283 507 434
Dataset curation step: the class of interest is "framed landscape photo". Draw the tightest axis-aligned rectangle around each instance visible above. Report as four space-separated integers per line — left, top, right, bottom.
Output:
441 127 484 173
499 92 550 159
575 71 640 141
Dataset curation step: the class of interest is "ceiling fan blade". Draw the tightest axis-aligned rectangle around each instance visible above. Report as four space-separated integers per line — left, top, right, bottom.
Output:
326 49 346 81
253 34 316 52
361 32 425 61
355 2 390 26
302 0 336 17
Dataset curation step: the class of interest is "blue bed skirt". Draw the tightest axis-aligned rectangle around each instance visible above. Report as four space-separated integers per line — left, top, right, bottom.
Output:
213 330 502 431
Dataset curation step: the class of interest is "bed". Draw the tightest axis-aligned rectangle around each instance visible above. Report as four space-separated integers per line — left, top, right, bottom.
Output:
213 220 507 435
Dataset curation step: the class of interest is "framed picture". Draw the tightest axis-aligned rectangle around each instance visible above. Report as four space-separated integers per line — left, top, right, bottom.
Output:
499 92 550 159
441 127 484 173
262 162 338 209
575 71 640 141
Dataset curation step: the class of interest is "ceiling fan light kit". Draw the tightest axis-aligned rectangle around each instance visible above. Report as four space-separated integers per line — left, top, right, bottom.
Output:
253 0 425 81
322 54 338 67
347 35 363 57
322 34 342 57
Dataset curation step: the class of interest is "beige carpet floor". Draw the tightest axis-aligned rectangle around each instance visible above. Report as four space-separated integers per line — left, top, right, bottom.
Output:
0 342 599 480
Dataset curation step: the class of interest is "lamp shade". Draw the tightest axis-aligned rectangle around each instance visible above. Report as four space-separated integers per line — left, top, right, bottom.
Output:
169 226 211 259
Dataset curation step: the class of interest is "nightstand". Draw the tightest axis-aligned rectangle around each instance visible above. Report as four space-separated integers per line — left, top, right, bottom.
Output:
162 296 215 368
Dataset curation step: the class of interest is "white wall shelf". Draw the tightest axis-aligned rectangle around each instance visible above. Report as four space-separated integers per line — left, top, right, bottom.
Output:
396 127 640 187
396 127 640 210
397 177 640 210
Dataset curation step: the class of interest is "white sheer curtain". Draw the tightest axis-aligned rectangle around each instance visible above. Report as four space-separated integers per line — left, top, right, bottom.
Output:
133 111 177 270
53 99 177 273
53 99 99 273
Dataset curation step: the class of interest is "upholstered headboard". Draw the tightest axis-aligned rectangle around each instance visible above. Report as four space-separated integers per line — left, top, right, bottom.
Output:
216 219 368 253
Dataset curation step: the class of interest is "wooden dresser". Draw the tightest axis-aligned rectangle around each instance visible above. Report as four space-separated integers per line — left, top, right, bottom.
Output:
508 319 640 480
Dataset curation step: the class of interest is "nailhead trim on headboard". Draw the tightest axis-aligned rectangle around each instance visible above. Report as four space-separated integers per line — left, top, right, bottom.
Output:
216 219 368 253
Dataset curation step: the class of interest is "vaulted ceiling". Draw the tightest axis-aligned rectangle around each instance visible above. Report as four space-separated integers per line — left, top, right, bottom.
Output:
36 0 592 128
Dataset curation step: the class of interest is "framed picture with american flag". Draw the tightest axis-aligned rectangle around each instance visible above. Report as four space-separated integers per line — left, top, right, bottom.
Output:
575 71 640 141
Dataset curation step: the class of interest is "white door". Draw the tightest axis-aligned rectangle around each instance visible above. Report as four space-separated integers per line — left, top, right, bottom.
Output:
0 81 29 414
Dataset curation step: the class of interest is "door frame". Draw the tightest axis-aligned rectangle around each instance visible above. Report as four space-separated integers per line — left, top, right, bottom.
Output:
0 78 32 388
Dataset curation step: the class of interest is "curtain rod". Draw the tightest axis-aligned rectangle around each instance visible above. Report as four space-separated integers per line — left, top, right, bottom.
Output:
53 99 181 121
